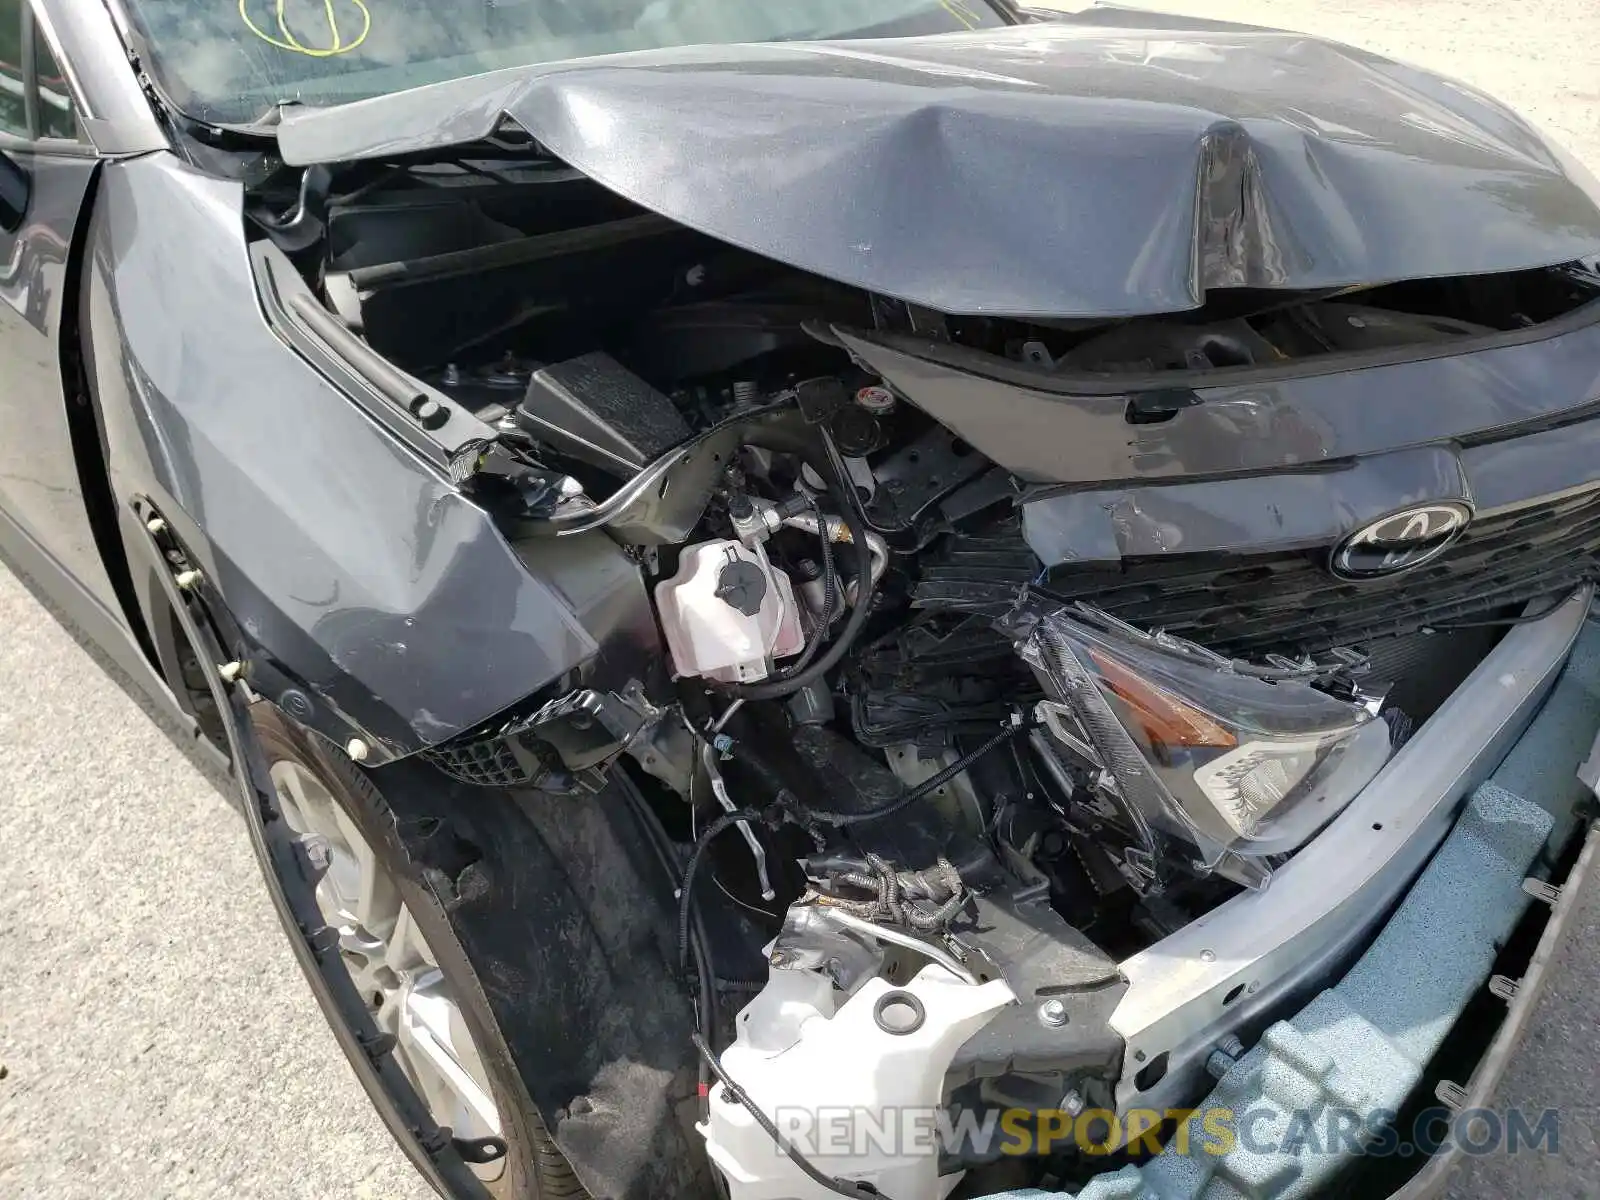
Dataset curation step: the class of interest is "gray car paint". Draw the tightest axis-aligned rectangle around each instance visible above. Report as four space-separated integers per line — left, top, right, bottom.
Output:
24 1 1600 759
38 0 168 156
1021 417 1600 567
80 153 647 759
0 151 118 614
277 17 1600 318
1021 445 1473 566
0 5 1596 1200
838 316 1600 485
0 3 182 731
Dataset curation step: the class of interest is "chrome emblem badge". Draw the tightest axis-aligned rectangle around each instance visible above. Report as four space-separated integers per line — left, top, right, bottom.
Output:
1331 503 1472 580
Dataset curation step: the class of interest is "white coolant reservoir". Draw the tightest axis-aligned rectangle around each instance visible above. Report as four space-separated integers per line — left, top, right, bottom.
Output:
701 964 1015 1200
655 540 806 682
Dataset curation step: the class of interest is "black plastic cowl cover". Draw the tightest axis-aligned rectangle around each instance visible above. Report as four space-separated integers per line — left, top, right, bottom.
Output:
277 13 1600 318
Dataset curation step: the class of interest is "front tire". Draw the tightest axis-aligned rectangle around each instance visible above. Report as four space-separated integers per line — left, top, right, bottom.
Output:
250 704 585 1199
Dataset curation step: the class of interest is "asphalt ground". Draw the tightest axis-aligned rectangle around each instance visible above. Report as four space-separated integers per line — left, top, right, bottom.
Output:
2 2 1597 1196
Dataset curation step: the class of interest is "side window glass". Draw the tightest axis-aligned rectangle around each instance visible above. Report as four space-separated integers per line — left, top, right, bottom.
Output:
32 10 76 140
0 0 24 138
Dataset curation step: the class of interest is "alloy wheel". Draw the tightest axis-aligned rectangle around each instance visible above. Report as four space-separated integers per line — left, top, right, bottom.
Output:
268 760 506 1182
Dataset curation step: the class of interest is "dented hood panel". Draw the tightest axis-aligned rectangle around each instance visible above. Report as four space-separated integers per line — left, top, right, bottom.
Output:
277 16 1600 318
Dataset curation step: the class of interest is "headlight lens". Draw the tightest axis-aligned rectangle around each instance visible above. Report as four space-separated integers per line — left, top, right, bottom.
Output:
1019 605 1393 879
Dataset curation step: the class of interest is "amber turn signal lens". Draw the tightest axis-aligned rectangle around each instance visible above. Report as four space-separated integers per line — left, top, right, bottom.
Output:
1087 648 1239 749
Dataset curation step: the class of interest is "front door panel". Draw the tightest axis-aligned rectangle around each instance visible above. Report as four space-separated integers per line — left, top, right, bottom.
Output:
0 147 119 614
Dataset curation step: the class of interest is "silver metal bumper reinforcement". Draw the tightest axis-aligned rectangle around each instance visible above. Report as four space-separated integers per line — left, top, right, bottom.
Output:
1108 588 1592 1119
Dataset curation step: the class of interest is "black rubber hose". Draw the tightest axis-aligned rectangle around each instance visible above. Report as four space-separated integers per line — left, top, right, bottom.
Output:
618 780 721 1115
677 808 761 977
715 443 876 701
767 495 838 680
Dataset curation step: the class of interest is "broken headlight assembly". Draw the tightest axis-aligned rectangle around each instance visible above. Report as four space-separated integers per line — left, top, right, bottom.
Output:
1015 603 1394 887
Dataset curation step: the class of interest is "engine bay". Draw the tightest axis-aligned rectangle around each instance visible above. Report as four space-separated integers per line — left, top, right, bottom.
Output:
247 149 1600 1195
304 157 1600 433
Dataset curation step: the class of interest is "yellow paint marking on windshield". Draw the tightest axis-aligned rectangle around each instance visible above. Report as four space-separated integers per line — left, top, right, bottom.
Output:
940 0 981 30
239 0 371 57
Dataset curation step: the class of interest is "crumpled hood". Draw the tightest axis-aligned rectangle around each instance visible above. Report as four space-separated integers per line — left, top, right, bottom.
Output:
277 14 1600 317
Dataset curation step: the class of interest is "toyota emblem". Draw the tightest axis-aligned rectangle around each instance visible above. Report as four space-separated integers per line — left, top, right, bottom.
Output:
1331 503 1472 579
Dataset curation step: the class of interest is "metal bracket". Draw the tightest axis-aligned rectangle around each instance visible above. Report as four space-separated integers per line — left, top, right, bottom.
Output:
821 907 980 985
864 424 989 532
1522 876 1563 906
1487 974 1520 1002
452 1136 508 1165
701 742 775 901
1435 1080 1469 1111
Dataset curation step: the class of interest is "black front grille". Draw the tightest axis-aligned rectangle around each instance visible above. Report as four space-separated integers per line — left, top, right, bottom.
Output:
912 494 1600 659
1037 489 1600 658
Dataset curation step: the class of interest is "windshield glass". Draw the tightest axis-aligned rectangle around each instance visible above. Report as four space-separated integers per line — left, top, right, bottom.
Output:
121 0 1009 126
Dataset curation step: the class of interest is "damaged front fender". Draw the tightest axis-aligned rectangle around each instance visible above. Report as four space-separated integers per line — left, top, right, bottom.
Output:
84 153 648 759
